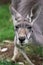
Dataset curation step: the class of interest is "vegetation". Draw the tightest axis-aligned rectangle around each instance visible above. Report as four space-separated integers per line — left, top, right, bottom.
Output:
0 4 14 42
0 60 19 65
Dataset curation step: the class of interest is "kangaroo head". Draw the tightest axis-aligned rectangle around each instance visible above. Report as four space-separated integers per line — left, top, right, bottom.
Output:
10 0 41 46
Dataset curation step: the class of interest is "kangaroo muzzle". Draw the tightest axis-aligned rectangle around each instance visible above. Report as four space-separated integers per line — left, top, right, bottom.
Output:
18 28 27 44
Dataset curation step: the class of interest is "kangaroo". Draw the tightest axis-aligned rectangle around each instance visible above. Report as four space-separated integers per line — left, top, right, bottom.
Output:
10 0 43 65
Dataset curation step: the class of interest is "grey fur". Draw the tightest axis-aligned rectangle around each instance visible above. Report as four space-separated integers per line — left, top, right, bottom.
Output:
10 0 43 65
10 0 43 45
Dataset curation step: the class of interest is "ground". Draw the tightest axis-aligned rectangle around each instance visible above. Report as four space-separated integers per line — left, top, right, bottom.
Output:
0 41 43 65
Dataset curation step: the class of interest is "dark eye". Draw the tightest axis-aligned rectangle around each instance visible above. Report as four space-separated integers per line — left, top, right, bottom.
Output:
27 26 32 29
15 26 19 30
15 18 17 20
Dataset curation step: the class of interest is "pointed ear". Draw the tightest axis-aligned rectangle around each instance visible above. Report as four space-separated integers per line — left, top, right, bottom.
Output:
9 0 22 26
9 5 22 26
10 0 21 16
30 3 42 25
9 5 17 26
10 5 22 20
10 5 17 16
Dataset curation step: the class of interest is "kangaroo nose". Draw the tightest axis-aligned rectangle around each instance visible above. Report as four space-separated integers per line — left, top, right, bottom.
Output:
19 37 25 43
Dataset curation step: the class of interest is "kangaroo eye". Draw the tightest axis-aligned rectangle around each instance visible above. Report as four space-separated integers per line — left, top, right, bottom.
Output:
15 18 17 20
27 26 32 29
15 26 19 30
16 26 19 28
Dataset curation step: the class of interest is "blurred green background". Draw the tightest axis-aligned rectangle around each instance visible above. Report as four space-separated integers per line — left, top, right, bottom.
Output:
0 4 14 42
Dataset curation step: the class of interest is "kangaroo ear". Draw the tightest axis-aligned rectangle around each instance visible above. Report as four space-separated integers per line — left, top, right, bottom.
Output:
10 5 22 26
10 0 21 16
30 3 42 25
9 0 22 26
10 5 16 16
9 5 22 26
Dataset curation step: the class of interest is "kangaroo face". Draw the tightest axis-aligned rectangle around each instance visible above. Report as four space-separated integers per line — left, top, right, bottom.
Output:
15 21 33 45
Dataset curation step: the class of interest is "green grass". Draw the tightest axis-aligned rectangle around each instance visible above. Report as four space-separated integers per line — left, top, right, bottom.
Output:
0 60 19 65
0 4 14 42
